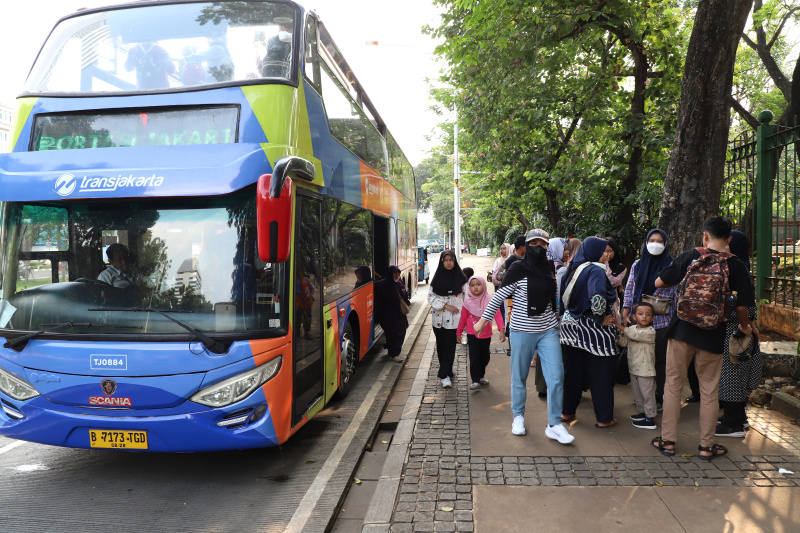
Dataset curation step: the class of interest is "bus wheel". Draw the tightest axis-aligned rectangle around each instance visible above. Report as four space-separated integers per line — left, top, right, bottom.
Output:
337 322 358 400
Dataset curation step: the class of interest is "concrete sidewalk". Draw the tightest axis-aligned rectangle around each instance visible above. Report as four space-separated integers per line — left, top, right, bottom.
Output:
389 327 800 533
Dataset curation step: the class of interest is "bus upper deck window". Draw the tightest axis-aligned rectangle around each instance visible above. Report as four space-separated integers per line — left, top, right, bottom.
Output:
23 2 299 95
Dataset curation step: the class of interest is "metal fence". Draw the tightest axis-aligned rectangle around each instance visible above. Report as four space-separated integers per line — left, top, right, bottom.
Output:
724 111 800 306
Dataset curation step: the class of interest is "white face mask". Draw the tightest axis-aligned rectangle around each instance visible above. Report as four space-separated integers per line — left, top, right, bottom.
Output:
646 242 665 256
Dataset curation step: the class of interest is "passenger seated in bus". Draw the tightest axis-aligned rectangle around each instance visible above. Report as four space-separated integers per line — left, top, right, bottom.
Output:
203 34 234 82
354 265 372 288
98 243 137 288
262 19 293 77
180 45 206 86
124 42 176 90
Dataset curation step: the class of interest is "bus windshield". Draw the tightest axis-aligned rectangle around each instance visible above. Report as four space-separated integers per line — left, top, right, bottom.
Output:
0 192 288 337
24 1 298 94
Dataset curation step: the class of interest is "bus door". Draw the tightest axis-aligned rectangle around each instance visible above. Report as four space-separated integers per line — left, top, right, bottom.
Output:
373 215 390 280
293 195 324 425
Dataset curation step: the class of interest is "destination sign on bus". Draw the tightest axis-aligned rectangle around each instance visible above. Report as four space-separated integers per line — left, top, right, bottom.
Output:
31 106 239 151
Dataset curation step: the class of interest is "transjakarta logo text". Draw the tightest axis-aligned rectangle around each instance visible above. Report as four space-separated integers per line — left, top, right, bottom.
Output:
55 173 165 197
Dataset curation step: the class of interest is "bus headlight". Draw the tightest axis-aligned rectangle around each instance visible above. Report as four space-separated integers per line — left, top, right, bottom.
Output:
0 368 40 401
191 356 282 408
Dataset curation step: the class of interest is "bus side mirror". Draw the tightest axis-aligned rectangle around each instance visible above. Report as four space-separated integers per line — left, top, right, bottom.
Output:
257 174 293 264
256 156 315 264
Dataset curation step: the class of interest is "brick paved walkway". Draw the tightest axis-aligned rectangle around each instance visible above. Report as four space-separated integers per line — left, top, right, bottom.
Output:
390 335 800 533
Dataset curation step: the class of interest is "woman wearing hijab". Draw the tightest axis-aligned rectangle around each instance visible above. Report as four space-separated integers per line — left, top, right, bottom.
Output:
457 275 505 389
374 265 410 362
428 250 468 388
547 238 571 304
492 243 512 290
474 229 575 444
716 231 761 437
354 265 372 288
560 237 620 428
603 237 628 324
604 238 627 298
622 229 677 408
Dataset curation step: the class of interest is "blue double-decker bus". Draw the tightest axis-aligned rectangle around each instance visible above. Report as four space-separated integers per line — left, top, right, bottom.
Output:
0 0 417 452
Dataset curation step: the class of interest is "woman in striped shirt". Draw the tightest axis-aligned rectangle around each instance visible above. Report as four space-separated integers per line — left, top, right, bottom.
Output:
474 229 574 445
559 237 619 428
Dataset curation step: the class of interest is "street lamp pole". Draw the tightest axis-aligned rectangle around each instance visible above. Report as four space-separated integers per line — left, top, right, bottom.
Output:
453 110 462 264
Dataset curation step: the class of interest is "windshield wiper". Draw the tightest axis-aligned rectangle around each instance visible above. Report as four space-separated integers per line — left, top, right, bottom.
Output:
4 322 98 350
88 307 223 353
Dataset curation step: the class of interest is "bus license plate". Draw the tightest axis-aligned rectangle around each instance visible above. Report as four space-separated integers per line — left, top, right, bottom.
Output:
89 429 148 449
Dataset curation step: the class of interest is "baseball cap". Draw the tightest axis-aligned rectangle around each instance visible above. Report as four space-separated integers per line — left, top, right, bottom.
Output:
525 228 550 244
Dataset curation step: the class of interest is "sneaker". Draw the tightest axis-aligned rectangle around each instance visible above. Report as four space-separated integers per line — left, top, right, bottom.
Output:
389 355 403 363
630 412 647 421
718 417 750 430
632 417 657 430
469 382 481 390
479 378 490 386
545 424 575 444
656 402 663 412
441 377 452 388
511 415 526 436
715 423 746 438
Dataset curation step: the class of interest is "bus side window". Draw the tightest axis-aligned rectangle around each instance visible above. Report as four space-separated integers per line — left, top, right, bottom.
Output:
305 17 321 93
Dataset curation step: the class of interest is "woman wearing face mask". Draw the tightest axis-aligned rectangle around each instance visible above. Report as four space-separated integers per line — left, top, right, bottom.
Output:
622 229 677 409
428 251 469 388
474 229 575 444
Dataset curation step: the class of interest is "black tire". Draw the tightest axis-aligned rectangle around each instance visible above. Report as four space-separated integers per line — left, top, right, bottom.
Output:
336 322 358 400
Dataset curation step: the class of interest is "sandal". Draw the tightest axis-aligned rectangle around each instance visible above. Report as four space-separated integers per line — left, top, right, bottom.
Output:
698 443 728 461
595 420 617 428
651 436 675 456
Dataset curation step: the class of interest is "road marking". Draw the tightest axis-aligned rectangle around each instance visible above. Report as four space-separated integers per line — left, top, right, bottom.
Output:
285 365 391 533
0 440 25 455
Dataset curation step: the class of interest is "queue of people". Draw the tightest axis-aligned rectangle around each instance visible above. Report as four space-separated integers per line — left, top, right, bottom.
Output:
425 216 760 459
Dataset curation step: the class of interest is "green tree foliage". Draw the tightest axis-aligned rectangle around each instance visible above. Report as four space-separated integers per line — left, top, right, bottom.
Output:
732 0 800 131
425 0 690 260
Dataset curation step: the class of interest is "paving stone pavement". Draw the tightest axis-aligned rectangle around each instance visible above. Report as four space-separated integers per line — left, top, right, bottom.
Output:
389 342 800 533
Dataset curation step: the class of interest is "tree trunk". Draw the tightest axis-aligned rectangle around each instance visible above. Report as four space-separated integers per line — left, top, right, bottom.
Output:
659 0 754 253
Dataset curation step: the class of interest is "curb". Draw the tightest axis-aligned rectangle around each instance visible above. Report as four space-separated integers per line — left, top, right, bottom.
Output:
321 296 431 533
362 322 435 532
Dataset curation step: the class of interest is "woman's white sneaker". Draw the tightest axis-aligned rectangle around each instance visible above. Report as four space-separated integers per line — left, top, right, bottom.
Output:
479 378 489 386
512 415 526 436
441 377 452 388
545 424 575 444
469 382 481 390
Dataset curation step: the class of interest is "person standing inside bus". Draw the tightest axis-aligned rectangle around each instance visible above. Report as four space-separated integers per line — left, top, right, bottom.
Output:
125 42 175 90
374 266 410 363
428 250 468 389
262 18 293 77
296 265 315 337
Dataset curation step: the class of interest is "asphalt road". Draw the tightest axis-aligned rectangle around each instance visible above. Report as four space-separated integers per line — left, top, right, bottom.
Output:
0 300 432 533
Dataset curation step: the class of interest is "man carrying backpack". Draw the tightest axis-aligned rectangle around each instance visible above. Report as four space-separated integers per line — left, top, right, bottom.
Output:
650 217 754 461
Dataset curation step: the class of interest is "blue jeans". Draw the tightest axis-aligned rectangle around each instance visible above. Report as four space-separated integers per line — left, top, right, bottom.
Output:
509 329 564 425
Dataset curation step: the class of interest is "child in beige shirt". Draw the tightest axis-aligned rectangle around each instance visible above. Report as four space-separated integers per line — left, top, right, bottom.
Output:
617 301 657 429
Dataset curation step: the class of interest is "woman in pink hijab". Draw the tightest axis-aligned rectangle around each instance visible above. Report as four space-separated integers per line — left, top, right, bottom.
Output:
457 275 506 390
